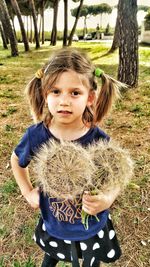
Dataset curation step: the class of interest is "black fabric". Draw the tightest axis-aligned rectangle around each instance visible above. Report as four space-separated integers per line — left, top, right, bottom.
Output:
41 253 100 267
41 254 58 267
71 241 80 267
34 215 121 267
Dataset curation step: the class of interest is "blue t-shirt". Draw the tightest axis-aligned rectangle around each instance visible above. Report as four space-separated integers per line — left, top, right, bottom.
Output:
15 122 110 241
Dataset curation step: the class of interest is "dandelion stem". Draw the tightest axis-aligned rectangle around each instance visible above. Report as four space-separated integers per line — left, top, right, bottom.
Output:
81 209 99 230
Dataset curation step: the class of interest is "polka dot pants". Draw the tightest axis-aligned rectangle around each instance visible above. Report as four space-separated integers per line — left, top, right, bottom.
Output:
34 215 121 267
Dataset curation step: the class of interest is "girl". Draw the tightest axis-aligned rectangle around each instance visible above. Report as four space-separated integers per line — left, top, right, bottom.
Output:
11 48 123 267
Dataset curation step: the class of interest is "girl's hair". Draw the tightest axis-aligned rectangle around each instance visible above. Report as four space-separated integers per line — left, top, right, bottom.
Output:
25 48 124 126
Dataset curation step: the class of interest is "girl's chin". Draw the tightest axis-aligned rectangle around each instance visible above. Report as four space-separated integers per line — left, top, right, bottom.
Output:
51 114 83 126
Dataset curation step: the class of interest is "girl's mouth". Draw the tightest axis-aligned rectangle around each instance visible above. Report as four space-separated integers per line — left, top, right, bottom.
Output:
57 110 72 114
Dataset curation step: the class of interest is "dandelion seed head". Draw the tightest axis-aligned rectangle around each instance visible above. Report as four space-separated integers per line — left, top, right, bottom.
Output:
33 139 95 199
88 140 134 192
33 139 134 199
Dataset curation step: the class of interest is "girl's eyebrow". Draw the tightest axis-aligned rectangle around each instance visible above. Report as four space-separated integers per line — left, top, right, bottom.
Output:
51 86 82 90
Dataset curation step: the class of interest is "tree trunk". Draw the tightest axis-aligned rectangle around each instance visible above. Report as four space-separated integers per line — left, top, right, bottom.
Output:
26 16 29 40
29 16 33 43
63 0 68 46
41 0 45 44
10 0 29 52
68 0 84 46
39 14 42 40
10 15 17 38
0 0 18 56
0 23 8 49
118 0 138 87
100 13 102 28
109 14 119 53
29 0 40 49
50 0 59 46
83 16 87 36
1 20 9 44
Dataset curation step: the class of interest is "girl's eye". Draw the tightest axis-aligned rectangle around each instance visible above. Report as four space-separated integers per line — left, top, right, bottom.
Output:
51 89 60 94
72 91 80 96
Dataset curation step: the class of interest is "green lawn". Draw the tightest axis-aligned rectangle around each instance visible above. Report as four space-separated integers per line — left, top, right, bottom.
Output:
0 41 150 267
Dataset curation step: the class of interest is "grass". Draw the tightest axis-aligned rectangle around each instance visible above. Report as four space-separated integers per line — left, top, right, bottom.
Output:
0 41 150 267
0 257 36 267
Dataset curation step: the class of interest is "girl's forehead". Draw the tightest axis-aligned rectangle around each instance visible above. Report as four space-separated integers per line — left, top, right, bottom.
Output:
52 70 90 88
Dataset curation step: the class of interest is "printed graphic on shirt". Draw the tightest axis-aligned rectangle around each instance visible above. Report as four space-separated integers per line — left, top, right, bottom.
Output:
48 196 82 223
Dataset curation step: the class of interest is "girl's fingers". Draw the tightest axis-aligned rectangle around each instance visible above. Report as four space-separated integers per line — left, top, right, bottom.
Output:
83 194 100 202
82 197 96 205
82 205 97 216
82 205 92 215
82 204 90 210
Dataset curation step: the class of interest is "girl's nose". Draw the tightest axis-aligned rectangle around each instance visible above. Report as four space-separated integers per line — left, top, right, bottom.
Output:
59 94 70 106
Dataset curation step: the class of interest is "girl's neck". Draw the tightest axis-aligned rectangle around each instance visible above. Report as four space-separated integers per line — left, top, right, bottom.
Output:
49 120 90 141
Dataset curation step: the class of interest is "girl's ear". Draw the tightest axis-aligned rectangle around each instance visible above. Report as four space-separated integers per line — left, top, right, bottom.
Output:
87 91 96 107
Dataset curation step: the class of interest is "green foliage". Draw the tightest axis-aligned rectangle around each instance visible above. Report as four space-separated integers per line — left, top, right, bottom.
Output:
129 104 150 117
0 89 18 99
0 258 4 267
5 124 15 131
72 0 80 2
2 107 18 118
88 3 112 16
138 5 150 12
0 179 18 196
105 118 114 126
16 30 64 42
115 100 126 111
71 5 89 18
58 262 70 267
71 3 112 18
0 76 12 84
21 221 36 245
12 258 36 267
144 10 150 30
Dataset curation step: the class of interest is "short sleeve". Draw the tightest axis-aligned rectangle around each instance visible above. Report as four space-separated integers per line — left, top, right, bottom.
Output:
14 129 32 168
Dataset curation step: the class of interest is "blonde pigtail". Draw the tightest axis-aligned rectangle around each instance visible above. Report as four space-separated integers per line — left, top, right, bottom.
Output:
95 72 125 123
25 77 45 123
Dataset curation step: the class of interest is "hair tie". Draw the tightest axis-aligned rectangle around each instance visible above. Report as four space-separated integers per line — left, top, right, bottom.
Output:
35 69 44 79
94 68 104 78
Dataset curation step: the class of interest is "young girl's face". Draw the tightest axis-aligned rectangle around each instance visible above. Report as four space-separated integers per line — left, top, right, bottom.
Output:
46 70 94 127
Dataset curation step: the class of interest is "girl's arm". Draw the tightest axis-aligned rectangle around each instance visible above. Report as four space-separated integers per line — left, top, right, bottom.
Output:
82 186 120 215
11 152 39 209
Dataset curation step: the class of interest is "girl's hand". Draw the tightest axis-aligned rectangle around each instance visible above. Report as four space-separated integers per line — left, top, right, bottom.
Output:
82 188 120 215
24 187 40 209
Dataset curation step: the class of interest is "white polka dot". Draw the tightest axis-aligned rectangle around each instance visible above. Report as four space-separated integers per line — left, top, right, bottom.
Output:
49 241 58 247
90 257 95 266
107 249 115 258
108 214 111 220
97 230 104 238
33 234 36 242
109 230 115 240
92 242 100 250
57 253 65 259
80 242 87 251
42 223 46 231
64 240 71 244
40 238 45 247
